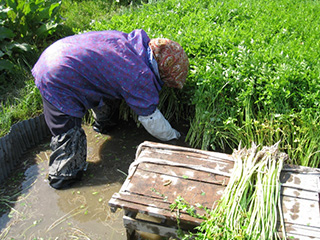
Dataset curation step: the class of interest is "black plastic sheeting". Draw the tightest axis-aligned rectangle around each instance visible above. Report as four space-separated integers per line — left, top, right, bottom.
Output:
0 114 50 183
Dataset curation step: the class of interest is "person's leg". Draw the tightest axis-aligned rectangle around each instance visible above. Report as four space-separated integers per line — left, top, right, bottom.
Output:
91 99 120 134
42 97 87 189
49 127 87 189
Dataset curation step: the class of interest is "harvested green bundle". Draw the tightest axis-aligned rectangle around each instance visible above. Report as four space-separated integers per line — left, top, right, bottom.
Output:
191 142 288 240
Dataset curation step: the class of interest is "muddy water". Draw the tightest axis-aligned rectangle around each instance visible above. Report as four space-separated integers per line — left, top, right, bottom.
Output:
0 120 189 239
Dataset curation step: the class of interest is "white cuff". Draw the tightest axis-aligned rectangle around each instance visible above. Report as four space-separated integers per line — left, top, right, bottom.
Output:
138 109 180 141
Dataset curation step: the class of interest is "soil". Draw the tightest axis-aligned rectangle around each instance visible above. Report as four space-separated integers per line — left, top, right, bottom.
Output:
0 119 190 240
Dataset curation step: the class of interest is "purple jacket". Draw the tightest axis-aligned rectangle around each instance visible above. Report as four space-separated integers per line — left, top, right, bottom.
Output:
32 29 163 118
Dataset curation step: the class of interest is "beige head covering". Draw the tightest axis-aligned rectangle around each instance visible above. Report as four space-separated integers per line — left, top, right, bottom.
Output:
149 38 189 89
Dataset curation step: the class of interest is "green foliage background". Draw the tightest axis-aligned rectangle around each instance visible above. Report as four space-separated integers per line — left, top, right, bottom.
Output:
0 0 319 168
0 0 64 137
86 0 320 167
0 0 62 75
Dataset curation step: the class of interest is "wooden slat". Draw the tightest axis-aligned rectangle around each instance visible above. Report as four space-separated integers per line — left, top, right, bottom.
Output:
282 233 320 240
282 196 320 227
280 171 320 192
123 215 184 238
283 164 320 173
281 186 319 201
139 162 230 185
126 168 225 207
136 141 234 162
137 148 234 175
138 148 234 165
109 192 204 224
283 222 320 239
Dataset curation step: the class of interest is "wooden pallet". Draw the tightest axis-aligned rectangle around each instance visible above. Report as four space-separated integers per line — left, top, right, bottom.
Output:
109 141 320 239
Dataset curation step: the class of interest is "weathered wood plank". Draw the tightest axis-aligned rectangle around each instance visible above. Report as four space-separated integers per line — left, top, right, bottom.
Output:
138 148 234 166
283 164 320 173
283 222 320 239
126 168 225 207
136 141 234 162
109 192 204 224
137 149 234 174
282 195 320 227
123 215 183 238
281 186 319 201
111 189 214 220
280 171 320 192
283 233 320 240
138 162 230 186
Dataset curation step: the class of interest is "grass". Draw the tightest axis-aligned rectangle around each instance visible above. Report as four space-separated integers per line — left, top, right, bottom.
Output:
0 0 319 168
59 0 128 34
86 0 320 167
0 78 43 137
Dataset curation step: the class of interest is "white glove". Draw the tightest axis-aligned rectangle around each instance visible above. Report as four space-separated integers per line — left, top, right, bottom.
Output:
138 108 181 141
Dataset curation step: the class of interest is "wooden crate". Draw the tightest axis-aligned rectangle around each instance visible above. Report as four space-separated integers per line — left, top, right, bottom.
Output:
109 141 320 239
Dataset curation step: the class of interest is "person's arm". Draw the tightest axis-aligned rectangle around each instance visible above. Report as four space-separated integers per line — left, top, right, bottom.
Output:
138 108 180 141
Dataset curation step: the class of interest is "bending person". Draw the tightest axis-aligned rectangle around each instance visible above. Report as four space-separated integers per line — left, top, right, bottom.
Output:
32 29 189 189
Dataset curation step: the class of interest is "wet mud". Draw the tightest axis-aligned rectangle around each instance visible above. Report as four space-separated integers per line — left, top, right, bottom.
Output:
0 119 190 239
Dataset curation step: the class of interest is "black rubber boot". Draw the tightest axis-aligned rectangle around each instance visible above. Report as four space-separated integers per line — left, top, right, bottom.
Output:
91 99 120 134
92 119 117 134
49 171 84 189
48 126 87 190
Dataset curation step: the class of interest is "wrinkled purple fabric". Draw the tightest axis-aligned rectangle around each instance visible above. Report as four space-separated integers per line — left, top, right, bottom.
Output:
32 29 162 118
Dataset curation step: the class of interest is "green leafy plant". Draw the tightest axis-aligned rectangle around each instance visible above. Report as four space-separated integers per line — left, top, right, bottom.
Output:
1 0 320 169
4 0 62 40
0 0 62 76
89 0 320 168
0 0 63 136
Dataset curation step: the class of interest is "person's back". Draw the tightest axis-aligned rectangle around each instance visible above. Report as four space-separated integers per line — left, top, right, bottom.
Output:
32 29 161 118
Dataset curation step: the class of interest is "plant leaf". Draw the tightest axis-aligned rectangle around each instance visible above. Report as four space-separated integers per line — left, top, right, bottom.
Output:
0 27 15 41
0 59 15 71
35 22 58 36
10 43 32 52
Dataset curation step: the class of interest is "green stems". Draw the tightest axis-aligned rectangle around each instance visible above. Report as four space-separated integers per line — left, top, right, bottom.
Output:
193 142 287 240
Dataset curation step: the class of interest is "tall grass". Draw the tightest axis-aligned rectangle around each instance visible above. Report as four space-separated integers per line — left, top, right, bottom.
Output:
1 0 319 168
0 78 43 137
59 0 148 33
88 0 320 167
